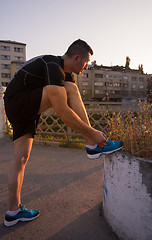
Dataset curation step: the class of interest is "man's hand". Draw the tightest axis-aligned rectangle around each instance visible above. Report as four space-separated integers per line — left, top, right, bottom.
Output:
83 129 107 148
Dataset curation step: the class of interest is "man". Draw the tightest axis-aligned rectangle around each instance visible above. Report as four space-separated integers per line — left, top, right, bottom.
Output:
4 39 123 226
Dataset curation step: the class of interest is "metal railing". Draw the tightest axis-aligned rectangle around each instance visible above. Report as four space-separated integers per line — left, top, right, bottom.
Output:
5 101 139 142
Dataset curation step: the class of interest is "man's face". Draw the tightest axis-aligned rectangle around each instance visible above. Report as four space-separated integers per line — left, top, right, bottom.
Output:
73 53 91 75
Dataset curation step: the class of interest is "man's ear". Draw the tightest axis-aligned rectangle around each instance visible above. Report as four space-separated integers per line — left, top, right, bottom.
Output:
73 54 80 63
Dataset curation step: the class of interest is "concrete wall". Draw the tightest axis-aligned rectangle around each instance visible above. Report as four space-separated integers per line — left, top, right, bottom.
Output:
103 151 152 240
0 87 5 138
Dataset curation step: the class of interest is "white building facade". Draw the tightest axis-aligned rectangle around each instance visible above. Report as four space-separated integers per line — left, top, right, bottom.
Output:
77 65 151 101
0 40 26 87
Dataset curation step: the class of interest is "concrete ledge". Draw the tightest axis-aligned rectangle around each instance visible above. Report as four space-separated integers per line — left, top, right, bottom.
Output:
102 151 152 240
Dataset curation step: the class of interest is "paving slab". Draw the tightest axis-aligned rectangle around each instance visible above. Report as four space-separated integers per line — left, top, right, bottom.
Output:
0 137 118 240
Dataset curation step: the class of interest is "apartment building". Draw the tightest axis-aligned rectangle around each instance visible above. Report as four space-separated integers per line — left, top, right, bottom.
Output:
77 65 150 101
0 40 26 87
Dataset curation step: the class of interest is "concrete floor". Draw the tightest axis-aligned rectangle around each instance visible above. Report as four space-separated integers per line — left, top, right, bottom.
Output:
0 137 118 240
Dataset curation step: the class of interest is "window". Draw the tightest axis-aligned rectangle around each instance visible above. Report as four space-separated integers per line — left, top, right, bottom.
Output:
1 64 10 69
105 82 113 87
82 82 88 86
106 75 112 79
95 90 103 94
123 76 128 80
132 84 136 89
113 90 120 95
95 73 103 78
132 77 137 81
113 75 121 79
1 46 10 51
94 82 103 86
123 83 128 88
139 77 144 82
113 82 121 87
139 84 144 89
14 56 24 61
1 73 11 78
14 47 23 53
116 75 122 79
82 90 87 95
82 73 88 78
1 55 10 60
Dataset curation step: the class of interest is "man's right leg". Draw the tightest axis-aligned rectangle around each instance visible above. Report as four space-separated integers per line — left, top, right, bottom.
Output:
4 133 40 226
7 87 52 212
8 87 52 210
8 133 33 211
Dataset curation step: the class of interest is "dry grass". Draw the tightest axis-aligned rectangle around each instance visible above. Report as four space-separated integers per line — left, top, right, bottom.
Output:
107 100 152 159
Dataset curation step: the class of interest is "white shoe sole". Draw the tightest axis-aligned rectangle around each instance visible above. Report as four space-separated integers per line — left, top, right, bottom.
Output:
4 214 40 227
87 146 123 159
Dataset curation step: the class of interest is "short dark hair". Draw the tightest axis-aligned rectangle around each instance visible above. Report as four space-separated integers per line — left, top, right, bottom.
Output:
65 39 93 58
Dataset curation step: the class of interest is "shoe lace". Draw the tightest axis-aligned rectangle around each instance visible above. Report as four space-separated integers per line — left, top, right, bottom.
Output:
20 204 30 213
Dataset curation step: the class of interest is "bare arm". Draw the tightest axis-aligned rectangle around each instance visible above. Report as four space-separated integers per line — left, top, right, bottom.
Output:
46 85 107 147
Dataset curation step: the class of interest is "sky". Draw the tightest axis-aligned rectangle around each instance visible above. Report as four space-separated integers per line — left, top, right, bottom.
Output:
1 0 152 74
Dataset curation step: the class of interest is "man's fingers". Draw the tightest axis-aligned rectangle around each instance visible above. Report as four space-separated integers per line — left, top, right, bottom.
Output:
102 132 108 140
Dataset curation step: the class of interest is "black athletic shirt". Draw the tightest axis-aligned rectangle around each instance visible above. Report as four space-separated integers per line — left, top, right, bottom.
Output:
5 55 75 97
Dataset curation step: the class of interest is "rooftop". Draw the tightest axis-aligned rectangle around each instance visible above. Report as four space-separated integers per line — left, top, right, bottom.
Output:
88 64 148 75
0 40 26 46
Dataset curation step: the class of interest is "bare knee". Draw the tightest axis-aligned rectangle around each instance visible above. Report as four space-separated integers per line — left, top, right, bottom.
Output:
14 151 30 170
13 134 33 171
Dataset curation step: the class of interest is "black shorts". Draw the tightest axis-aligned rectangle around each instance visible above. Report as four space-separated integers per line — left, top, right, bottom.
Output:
4 62 75 141
4 88 43 141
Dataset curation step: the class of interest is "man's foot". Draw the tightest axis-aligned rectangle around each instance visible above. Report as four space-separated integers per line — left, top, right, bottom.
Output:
4 204 40 227
86 139 123 159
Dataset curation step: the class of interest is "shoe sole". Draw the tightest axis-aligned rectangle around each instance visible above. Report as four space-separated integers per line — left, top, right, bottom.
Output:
4 213 40 227
87 146 123 159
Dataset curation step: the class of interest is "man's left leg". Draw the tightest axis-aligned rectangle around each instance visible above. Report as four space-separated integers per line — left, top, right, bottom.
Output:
64 82 90 126
64 82 97 145
63 82 123 160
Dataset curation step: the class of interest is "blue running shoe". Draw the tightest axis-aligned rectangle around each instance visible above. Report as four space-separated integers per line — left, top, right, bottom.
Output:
86 139 123 159
4 204 40 227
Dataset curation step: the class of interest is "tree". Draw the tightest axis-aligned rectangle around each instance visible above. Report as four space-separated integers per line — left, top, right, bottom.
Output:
138 64 144 74
125 56 130 69
91 60 97 66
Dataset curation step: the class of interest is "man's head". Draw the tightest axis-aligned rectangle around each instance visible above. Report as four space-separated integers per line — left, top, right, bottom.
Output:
64 39 93 75
65 39 93 58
